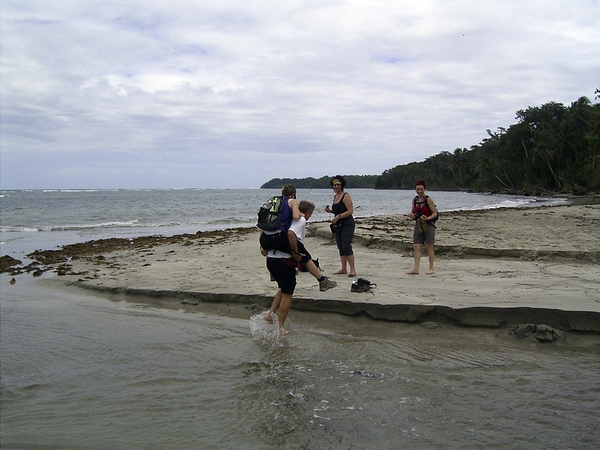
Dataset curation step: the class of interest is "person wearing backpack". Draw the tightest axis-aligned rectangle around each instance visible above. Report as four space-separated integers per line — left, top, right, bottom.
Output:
406 179 438 275
259 184 301 252
262 201 337 333
261 236 298 335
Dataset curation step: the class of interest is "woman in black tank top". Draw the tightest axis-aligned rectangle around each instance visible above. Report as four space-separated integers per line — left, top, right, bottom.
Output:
324 175 356 277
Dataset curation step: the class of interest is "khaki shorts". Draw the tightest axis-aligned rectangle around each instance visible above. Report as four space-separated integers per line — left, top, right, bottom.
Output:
413 222 436 245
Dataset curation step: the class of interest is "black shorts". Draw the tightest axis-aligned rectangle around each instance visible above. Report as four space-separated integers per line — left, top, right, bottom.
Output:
267 257 297 294
296 242 312 264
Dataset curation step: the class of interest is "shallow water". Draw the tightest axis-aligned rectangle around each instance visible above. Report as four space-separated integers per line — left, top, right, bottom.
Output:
2 277 599 449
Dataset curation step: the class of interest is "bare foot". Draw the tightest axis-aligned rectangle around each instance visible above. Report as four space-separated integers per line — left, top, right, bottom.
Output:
348 272 356 277
279 328 290 335
334 270 347 275
264 312 273 323
426 270 434 275
406 270 419 275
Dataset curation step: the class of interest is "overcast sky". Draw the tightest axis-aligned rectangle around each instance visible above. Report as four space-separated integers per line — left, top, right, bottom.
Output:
1 1 598 189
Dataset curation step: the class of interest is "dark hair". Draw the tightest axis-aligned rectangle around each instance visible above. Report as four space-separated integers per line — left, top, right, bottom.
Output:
330 175 346 189
299 200 315 214
282 184 296 197
415 179 427 189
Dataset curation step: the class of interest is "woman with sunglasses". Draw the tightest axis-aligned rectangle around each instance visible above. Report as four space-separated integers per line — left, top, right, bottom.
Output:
325 175 356 277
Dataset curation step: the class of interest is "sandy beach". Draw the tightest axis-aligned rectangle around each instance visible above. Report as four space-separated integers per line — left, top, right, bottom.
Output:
8 202 600 333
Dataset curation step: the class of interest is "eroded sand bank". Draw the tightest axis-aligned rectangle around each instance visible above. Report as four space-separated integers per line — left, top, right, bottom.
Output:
8 203 600 332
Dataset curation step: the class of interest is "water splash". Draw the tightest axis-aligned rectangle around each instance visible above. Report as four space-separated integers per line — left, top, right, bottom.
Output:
249 311 281 345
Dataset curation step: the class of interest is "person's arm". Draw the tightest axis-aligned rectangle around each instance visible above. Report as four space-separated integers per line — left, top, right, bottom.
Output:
342 193 354 216
287 216 306 261
288 199 302 221
259 231 268 256
287 229 303 261
426 197 437 221
409 200 416 220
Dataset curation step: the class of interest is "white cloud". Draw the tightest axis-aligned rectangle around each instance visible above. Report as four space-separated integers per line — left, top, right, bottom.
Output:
1 0 599 189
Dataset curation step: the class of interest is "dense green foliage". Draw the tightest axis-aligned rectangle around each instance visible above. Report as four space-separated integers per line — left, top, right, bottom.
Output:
376 96 600 194
261 175 378 189
262 94 600 194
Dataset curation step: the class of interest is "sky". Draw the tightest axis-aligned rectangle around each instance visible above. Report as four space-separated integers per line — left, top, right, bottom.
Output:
1 1 599 190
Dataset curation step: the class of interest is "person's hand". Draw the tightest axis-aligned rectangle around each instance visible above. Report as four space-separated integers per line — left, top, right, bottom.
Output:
260 247 268 257
291 249 305 262
325 206 332 213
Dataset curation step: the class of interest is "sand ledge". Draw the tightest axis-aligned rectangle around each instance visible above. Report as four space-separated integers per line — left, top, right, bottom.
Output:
10 204 600 333
64 281 600 333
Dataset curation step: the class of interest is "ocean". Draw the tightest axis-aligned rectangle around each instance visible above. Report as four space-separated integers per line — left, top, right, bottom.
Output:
0 188 566 259
2 189 599 449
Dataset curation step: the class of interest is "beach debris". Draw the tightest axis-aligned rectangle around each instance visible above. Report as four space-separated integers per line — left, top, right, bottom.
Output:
509 324 566 343
0 255 23 274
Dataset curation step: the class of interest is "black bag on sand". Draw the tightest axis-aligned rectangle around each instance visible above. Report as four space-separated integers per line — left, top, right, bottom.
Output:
351 278 377 294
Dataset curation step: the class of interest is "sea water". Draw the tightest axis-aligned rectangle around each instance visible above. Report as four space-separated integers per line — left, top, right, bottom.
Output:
3 189 598 449
0 188 565 258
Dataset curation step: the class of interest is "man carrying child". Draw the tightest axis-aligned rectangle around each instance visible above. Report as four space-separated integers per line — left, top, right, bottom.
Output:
262 200 336 333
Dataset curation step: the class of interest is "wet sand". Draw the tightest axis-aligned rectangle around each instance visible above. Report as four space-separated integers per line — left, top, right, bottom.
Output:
7 203 600 333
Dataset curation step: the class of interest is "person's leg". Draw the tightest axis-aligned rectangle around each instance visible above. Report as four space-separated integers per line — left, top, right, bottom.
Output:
265 257 296 332
407 243 421 274
340 222 356 276
304 259 322 280
347 254 356 277
277 293 293 331
334 232 347 274
407 223 422 274
297 243 321 280
300 249 337 291
297 246 334 289
423 224 435 275
335 255 347 274
264 290 282 323
425 244 435 274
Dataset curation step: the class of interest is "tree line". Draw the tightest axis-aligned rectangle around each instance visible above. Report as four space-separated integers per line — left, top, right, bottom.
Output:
261 175 378 189
263 93 600 194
